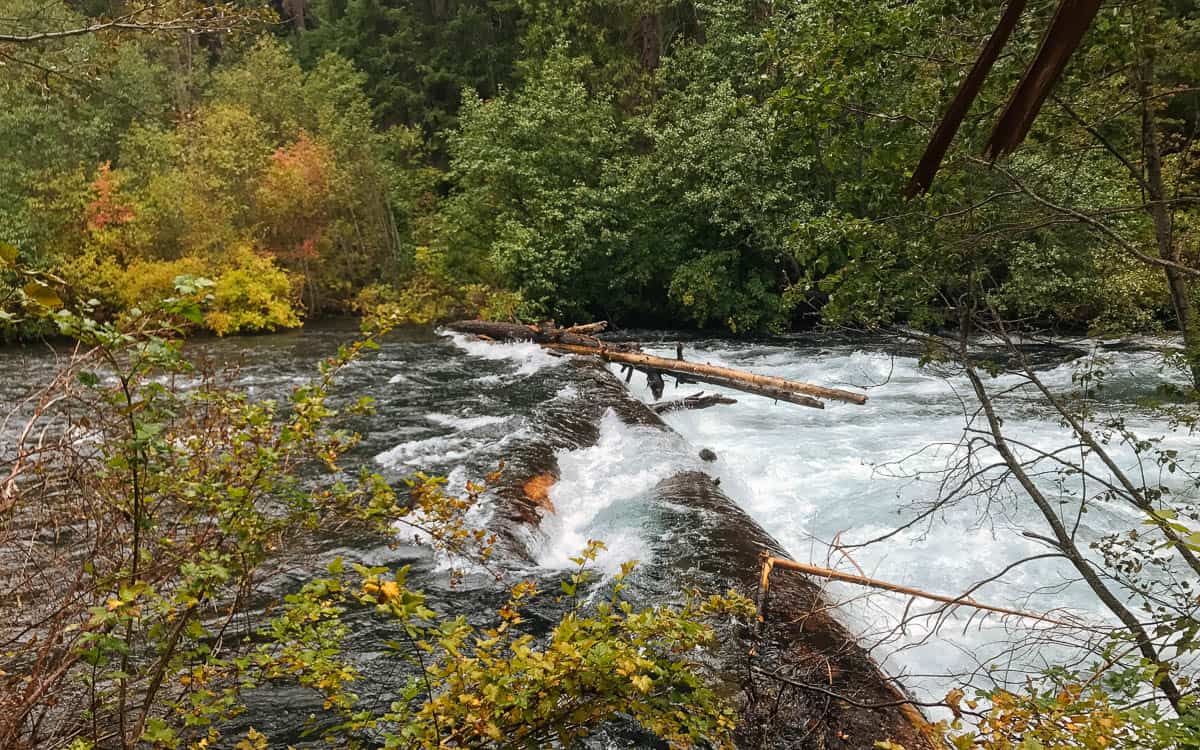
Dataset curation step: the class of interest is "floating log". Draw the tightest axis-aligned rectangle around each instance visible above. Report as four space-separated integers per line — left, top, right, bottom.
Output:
563 321 609 335
445 320 614 349
447 320 868 409
651 392 738 414
544 344 864 406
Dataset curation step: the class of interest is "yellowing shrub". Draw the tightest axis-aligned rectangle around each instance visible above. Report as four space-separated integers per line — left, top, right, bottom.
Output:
118 257 207 309
55 249 126 315
204 246 302 335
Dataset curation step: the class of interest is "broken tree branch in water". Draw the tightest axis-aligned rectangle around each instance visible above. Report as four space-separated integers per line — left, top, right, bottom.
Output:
757 552 1075 628
651 392 738 414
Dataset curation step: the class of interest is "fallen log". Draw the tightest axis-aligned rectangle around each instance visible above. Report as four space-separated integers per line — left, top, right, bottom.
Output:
446 320 868 409
544 343 865 406
658 368 826 409
445 320 614 349
651 392 737 414
563 321 609 335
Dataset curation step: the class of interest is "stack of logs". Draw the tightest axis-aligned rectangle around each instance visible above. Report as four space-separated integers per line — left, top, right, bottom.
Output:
447 320 868 411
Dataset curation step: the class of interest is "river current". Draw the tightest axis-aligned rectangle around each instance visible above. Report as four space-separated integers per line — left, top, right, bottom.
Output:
3 321 1196 735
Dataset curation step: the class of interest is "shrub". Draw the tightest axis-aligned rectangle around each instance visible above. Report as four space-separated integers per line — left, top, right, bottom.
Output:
204 246 302 335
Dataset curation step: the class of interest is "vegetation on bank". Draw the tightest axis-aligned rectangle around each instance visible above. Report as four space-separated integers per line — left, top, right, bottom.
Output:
2 0 1196 343
0 288 756 749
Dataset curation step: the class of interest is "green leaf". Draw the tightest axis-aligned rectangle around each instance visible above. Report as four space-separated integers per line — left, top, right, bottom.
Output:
0 242 17 267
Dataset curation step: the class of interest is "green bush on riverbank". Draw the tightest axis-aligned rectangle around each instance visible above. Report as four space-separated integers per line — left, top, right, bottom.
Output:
3 1 1196 342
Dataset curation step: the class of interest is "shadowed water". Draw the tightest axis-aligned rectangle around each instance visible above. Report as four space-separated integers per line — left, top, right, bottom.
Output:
2 323 1195 744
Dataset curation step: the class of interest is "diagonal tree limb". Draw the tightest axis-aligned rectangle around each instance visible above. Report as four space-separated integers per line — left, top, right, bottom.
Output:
984 0 1104 159
905 0 1028 197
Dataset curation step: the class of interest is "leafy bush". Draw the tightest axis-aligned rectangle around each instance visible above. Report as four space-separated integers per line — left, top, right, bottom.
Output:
204 246 302 335
1 284 752 748
354 245 525 325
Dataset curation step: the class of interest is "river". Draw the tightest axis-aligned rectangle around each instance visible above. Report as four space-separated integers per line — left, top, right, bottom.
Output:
3 321 1195 741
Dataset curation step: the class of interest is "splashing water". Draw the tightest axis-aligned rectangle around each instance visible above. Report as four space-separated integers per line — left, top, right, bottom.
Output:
7 323 1193 717
608 338 1197 701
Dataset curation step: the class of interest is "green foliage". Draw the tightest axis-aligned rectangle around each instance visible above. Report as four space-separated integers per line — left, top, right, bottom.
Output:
3 0 1197 337
353 244 525 326
262 541 754 748
0 29 436 338
299 0 523 142
2 284 751 747
444 50 626 321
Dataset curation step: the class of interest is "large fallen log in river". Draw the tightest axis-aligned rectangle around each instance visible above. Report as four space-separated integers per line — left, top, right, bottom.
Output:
474 350 930 749
447 320 867 409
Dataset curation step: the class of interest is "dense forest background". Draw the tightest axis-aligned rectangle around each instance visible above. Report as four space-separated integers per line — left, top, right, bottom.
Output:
1 0 1197 339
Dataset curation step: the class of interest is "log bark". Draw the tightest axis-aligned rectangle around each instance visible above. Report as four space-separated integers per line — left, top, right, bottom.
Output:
563 321 609 335
543 344 867 406
446 320 606 348
447 320 867 409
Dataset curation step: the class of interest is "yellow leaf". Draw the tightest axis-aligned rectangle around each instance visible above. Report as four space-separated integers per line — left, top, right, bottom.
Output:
23 281 62 310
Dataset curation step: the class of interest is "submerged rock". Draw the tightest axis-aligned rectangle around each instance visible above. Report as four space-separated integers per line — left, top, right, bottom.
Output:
648 471 932 750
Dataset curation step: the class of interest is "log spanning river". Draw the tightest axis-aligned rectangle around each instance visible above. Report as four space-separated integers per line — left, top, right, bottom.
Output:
3 321 1194 746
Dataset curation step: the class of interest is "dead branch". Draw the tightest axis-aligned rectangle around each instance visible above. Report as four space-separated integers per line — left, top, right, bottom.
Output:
651 392 737 414
757 552 1075 628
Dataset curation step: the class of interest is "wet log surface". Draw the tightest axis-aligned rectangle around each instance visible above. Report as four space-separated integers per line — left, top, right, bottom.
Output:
446 320 866 409
649 472 932 750
484 356 932 749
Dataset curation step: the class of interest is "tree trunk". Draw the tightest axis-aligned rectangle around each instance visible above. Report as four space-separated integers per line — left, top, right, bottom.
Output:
446 320 867 408
638 13 661 72
544 343 867 405
1137 49 1200 389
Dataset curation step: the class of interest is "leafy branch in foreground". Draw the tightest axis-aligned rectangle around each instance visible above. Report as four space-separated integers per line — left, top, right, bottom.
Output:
260 540 755 749
0 276 752 749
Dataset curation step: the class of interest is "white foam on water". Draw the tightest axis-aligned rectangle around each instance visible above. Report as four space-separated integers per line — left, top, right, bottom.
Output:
425 412 510 431
375 434 475 468
443 331 562 376
533 409 697 575
613 343 1199 702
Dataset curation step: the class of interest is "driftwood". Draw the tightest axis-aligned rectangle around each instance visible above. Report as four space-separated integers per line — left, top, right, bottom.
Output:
651 392 738 414
446 320 610 348
545 344 863 408
758 553 1073 628
446 320 867 410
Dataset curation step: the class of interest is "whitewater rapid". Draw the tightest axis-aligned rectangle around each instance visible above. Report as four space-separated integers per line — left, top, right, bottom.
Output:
405 331 1198 705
